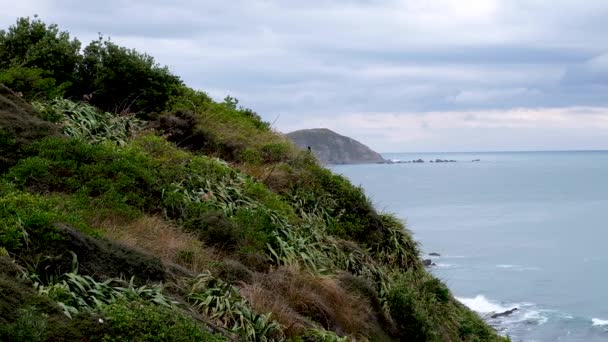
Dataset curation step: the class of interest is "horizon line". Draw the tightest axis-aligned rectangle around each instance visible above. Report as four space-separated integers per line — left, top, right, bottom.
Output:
379 149 608 154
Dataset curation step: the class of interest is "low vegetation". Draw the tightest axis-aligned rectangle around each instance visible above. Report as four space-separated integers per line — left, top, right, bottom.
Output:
0 16 508 341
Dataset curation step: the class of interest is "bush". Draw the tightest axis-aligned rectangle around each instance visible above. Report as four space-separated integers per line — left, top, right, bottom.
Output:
288 165 385 243
231 207 275 252
0 307 49 342
100 299 224 341
6 137 161 211
387 279 437 341
151 109 214 151
370 213 421 271
0 192 66 252
77 36 182 113
184 211 241 251
0 16 81 99
260 142 291 163
0 67 68 100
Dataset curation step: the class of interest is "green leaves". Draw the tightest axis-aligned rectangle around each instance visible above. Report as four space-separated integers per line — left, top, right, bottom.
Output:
36 271 173 318
0 67 69 101
0 17 80 99
188 271 281 341
0 16 81 72
0 17 180 111
32 98 143 145
77 36 182 113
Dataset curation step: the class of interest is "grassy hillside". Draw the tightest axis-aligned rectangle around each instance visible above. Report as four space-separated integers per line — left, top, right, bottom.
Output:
0 17 508 341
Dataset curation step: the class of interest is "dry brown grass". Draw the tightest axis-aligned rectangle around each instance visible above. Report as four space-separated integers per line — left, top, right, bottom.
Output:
240 282 311 336
240 266 376 339
95 215 217 273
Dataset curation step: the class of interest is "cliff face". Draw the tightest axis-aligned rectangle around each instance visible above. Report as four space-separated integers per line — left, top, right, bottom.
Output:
287 128 385 164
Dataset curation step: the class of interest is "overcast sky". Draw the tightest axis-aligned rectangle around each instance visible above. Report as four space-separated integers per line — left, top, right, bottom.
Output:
3 1 608 152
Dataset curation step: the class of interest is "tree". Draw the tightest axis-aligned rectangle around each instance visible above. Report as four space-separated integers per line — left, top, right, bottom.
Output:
77 36 182 113
0 16 81 99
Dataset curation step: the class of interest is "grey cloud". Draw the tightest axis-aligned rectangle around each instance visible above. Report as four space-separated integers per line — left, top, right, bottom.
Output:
3 1 608 150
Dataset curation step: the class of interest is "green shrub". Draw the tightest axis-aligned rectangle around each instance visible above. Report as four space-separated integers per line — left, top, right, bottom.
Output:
77 36 182 113
288 165 384 243
0 307 48 341
370 213 421 271
167 86 213 113
0 67 68 100
421 277 451 304
0 17 81 99
151 109 214 151
100 299 225 342
232 207 275 252
6 138 160 211
387 278 437 341
185 211 241 250
260 142 290 163
240 147 262 164
0 192 66 252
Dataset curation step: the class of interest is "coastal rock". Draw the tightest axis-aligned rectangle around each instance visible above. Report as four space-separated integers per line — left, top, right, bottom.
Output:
423 259 436 267
490 308 518 319
429 252 441 257
286 128 386 164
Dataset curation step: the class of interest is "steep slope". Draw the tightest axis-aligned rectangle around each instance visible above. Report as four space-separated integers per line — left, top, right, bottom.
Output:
287 128 386 164
0 16 507 342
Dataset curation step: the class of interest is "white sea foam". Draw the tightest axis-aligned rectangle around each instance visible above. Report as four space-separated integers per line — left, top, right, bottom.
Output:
496 264 539 271
592 318 608 326
521 310 549 325
441 255 467 259
456 295 511 313
434 263 453 268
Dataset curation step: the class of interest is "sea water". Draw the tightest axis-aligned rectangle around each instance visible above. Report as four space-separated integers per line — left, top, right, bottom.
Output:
331 151 608 342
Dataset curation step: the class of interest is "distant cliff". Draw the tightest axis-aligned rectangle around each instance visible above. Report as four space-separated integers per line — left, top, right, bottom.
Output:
287 128 386 164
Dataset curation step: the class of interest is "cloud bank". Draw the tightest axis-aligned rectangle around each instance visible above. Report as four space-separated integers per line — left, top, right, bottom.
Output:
2 1 608 151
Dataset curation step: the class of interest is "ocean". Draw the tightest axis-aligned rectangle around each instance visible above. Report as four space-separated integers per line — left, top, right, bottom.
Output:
330 151 608 342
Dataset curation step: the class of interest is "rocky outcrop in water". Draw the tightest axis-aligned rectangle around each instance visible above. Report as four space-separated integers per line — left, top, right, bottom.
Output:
490 308 518 319
423 259 436 267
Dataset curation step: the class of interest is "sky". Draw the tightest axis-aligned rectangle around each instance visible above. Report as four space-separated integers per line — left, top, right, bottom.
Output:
2 0 608 152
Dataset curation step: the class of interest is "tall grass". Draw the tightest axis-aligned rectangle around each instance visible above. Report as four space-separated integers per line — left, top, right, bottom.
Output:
32 98 143 145
188 271 282 341
267 213 392 305
32 259 174 319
